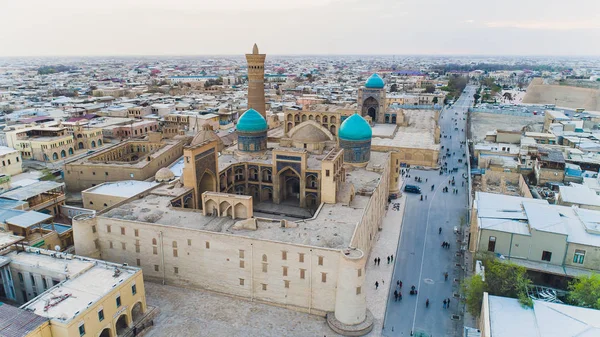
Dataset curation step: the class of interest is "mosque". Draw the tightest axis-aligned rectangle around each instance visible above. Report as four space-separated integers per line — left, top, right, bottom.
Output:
73 45 440 336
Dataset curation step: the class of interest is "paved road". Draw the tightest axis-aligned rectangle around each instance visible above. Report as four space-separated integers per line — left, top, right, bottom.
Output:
382 86 476 337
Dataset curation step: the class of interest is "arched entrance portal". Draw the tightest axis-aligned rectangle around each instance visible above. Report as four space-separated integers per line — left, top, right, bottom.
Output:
279 168 300 206
115 314 129 336
198 171 216 209
99 328 112 337
131 301 144 322
362 97 379 122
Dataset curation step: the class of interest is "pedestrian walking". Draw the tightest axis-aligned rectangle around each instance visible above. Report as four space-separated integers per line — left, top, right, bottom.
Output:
391 254 394 262
387 256 390 264
374 257 377 265
444 272 449 281
394 290 398 301
375 281 379 290
447 298 451 308
439 227 442 234
443 299 447 309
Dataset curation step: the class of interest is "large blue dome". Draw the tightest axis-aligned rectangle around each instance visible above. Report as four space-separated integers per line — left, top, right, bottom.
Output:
365 73 384 89
237 108 267 133
339 113 372 141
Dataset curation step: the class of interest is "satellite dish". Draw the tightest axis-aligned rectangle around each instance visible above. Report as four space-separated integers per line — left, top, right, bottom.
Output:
55 245 61 252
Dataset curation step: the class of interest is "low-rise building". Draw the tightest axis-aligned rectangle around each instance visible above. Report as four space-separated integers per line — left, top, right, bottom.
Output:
0 146 23 176
82 180 159 211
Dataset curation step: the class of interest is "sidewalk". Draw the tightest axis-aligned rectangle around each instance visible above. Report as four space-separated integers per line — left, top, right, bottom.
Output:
364 179 407 336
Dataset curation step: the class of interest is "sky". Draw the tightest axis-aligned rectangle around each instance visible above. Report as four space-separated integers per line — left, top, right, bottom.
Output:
0 0 599 56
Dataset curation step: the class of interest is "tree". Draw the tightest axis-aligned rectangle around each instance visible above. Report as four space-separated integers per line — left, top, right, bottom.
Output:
432 97 438 104
503 92 513 102
424 85 436 94
568 273 600 309
473 93 481 103
462 274 486 316
390 83 398 92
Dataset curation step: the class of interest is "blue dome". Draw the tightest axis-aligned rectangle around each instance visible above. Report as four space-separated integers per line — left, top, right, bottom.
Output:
365 73 384 89
237 109 267 133
339 114 372 141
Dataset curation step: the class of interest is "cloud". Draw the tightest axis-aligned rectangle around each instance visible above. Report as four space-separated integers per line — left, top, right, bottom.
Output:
485 20 600 30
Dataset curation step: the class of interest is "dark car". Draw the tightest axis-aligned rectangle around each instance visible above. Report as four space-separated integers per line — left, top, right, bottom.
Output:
404 185 421 194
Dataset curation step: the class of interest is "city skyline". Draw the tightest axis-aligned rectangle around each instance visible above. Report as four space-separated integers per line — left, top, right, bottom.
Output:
1 0 599 57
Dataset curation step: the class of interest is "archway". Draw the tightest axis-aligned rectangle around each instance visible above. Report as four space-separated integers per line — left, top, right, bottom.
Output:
68 148 74 155
78 142 84 149
362 97 379 122
249 185 259 203
115 314 129 336
99 328 112 337
198 171 216 209
52 152 58 160
234 203 247 219
329 125 336 135
220 201 232 217
205 199 218 216
98 139 103 146
278 168 300 206
131 301 144 322
306 194 318 208
261 187 273 202
60 150 66 158
91 141 96 148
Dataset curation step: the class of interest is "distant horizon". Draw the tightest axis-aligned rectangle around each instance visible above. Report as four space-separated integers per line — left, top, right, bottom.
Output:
1 0 599 57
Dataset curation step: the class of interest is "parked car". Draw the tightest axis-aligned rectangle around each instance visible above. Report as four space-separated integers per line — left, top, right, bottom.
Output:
404 185 421 194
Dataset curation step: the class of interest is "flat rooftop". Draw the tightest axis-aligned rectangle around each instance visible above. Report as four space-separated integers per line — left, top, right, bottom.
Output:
17 250 137 323
1 181 64 201
83 180 159 198
372 109 439 150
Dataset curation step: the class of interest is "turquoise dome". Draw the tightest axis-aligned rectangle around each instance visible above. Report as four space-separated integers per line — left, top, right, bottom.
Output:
237 109 267 133
365 73 384 89
339 114 372 141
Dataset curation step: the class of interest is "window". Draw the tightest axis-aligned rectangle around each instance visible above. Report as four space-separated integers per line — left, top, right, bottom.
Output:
79 323 86 336
174 267 179 274
282 251 287 260
239 260 245 268
299 253 305 263
326 170 330 177
109 241 114 249
42 278 48 290
154 265 159 272
262 254 267 262
92 225 96 233
487 236 496 252
318 256 324 266
262 263 268 273
152 238 157 245
172 241 178 248
173 249 178 257
136 259 141 266
98 309 104 321
261 283 267 291
134 229 139 237
300 269 306 279
107 225 111 233
282 266 288 276
18 272 23 283
121 242 126 250
135 240 140 253
574 250 585 264
321 272 327 283
284 280 290 288
205 241 210 249
542 251 552 262
356 286 362 295
188 239 192 246
358 269 362 277
132 284 137 295
121 227 125 235
239 250 245 258
239 278 245 286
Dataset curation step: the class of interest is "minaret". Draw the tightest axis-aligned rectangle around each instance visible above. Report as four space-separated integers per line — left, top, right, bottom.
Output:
245 43 266 118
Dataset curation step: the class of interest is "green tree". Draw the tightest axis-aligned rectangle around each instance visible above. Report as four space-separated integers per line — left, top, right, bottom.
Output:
390 83 398 92
473 93 481 103
432 97 438 104
568 273 600 309
424 85 436 93
462 274 486 316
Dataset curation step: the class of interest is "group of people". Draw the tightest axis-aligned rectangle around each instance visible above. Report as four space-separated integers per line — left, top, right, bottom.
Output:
373 255 394 266
441 241 451 249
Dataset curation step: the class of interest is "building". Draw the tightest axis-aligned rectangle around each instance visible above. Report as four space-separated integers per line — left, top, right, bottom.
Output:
0 146 23 176
0 302 51 337
469 192 600 286
63 133 187 192
0 245 154 337
557 184 600 210
245 44 266 118
82 180 159 211
478 292 600 337
358 74 387 124
0 181 66 216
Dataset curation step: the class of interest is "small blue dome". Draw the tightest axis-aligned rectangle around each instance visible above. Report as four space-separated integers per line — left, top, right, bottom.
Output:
237 109 267 133
365 73 384 89
339 114 372 141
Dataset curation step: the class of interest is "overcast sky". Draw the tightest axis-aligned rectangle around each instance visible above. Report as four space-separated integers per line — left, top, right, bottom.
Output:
0 0 598 56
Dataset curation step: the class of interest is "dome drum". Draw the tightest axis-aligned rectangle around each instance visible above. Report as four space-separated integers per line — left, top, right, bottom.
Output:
340 139 371 164
237 108 268 153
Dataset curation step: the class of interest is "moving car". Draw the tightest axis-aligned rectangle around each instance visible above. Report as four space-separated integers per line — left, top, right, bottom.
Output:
404 185 421 194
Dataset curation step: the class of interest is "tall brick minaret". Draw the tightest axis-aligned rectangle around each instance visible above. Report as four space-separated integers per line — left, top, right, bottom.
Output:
245 43 266 118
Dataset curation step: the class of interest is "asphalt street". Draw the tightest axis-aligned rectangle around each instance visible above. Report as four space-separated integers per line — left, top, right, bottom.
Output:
382 86 476 337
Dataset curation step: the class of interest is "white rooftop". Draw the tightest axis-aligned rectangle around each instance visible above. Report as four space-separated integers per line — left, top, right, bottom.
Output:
83 180 159 198
559 185 600 207
488 294 600 337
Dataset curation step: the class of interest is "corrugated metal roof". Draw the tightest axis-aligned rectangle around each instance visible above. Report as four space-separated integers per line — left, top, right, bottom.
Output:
1 181 64 201
6 211 53 229
0 302 48 337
